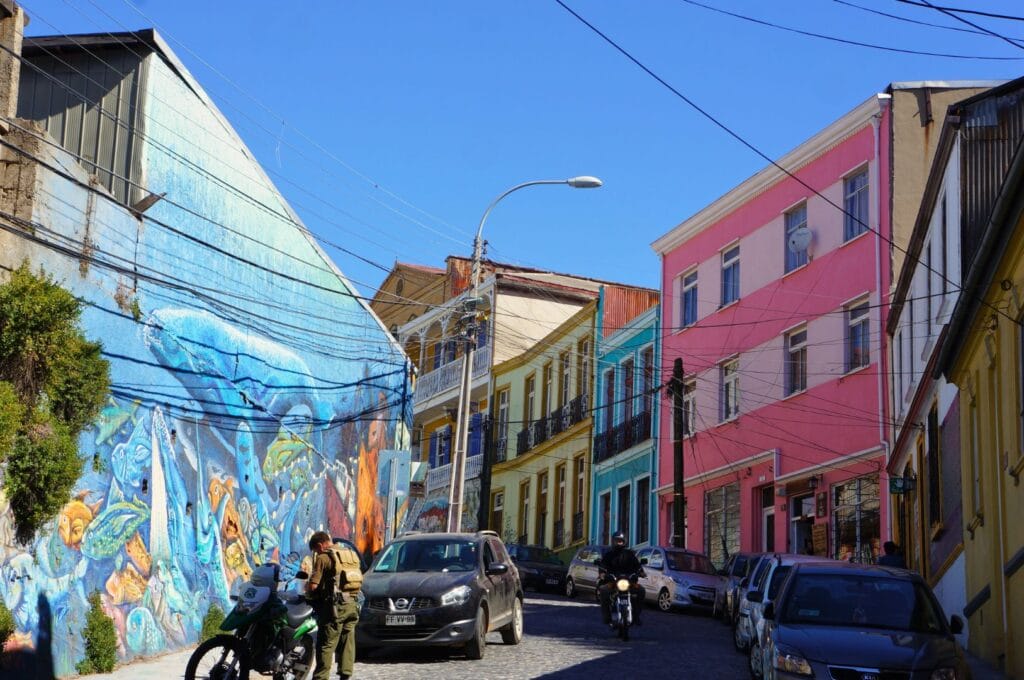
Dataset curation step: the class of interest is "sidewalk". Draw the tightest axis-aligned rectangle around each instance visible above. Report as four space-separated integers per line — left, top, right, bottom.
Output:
968 652 1007 680
88 649 192 679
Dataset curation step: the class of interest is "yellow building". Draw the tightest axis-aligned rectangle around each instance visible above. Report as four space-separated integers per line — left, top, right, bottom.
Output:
488 303 596 558
936 80 1024 678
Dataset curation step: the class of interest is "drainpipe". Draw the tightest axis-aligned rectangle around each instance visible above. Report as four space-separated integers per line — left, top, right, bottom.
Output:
873 94 893 545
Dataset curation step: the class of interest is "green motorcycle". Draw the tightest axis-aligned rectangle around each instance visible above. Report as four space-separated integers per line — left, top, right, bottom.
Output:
185 564 317 680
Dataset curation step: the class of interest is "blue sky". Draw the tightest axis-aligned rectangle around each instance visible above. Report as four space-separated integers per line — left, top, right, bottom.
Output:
23 1 1024 295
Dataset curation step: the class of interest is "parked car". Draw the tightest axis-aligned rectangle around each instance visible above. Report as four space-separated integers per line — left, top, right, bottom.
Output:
565 544 609 599
733 554 774 651
720 551 761 624
507 544 568 592
741 554 824 675
356 530 524 659
753 561 970 680
637 546 725 613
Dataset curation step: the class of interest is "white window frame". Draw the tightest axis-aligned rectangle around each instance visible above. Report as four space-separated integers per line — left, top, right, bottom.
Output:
681 269 698 327
844 168 870 241
846 299 870 372
682 378 697 436
785 203 808 273
497 388 510 444
785 326 808 396
720 359 740 421
721 244 740 306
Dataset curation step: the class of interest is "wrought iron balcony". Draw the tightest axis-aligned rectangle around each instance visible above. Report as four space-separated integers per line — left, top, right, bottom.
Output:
413 344 492 405
514 393 590 457
593 410 652 464
492 435 508 464
537 513 547 546
572 511 584 543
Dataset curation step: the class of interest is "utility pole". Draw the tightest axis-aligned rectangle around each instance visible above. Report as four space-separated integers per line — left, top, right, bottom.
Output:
670 357 685 548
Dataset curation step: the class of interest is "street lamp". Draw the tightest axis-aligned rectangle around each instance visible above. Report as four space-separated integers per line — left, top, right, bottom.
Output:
446 176 603 532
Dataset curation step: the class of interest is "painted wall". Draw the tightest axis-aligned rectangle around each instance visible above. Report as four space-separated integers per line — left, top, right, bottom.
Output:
0 44 410 676
655 106 890 562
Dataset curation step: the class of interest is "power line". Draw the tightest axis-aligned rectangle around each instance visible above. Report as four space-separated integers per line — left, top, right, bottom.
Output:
895 0 1024 23
678 0 1023 60
833 0 1024 40
903 0 1024 51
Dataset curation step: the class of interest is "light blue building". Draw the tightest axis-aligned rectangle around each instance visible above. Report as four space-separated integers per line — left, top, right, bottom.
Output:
589 296 659 549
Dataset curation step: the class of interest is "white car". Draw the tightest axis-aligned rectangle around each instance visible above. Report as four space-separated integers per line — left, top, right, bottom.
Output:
636 546 725 613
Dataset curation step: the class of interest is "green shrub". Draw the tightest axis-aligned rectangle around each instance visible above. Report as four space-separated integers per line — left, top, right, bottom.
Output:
0 597 15 651
200 603 225 643
75 592 117 675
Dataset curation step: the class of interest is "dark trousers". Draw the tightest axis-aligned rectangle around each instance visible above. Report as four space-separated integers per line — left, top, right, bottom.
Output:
313 601 359 680
598 582 645 623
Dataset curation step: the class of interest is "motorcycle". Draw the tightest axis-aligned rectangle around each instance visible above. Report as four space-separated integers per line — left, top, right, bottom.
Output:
185 564 316 680
599 569 641 641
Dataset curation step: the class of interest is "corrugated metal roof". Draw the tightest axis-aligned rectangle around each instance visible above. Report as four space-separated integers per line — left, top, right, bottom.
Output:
601 287 659 338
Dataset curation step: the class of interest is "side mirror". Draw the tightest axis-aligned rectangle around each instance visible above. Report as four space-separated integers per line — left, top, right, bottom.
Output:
486 563 509 576
295 570 309 580
748 591 764 604
950 615 964 634
763 602 775 620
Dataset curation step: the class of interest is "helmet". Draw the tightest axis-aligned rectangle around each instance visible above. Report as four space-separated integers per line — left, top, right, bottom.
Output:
611 530 627 547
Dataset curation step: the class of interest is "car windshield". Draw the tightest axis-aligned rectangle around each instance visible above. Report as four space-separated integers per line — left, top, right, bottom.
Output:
781 573 946 633
372 539 478 573
666 551 716 575
519 546 563 565
748 557 769 587
767 566 791 599
734 555 750 575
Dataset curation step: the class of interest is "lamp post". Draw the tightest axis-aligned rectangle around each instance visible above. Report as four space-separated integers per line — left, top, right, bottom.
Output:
445 176 603 532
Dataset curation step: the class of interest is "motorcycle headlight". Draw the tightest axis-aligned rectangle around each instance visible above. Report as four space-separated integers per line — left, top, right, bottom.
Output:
773 644 813 676
616 579 630 592
930 669 958 680
440 585 472 607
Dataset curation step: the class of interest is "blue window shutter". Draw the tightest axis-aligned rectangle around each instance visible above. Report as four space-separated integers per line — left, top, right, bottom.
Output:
477 322 488 349
469 413 483 456
429 431 438 467
441 426 452 466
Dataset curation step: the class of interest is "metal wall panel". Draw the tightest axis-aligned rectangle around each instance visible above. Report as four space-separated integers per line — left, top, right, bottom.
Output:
17 45 147 205
601 286 659 338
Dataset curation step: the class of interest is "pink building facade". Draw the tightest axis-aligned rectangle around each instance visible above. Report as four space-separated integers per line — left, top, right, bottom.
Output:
652 95 893 566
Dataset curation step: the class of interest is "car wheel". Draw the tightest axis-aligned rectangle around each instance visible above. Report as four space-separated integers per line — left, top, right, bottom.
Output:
464 605 487 660
500 597 524 645
749 641 762 679
565 577 577 598
734 618 748 652
657 588 672 613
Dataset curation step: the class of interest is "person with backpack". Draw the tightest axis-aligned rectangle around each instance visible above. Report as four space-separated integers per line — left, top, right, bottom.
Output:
306 531 363 680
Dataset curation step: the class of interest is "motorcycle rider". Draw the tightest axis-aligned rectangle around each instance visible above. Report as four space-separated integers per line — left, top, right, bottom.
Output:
307 532 362 680
598 530 645 627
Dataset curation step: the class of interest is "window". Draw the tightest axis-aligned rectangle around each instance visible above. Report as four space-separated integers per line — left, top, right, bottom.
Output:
704 482 740 568
623 359 635 423
525 374 536 425
575 456 586 514
491 491 504 535
896 331 904 411
578 339 591 396
599 492 611 545
681 270 698 327
927 404 942 527
940 195 948 295
617 484 631 540
497 388 510 451
925 241 933 326
786 327 808 395
682 378 696 436
785 203 808 272
430 425 451 467
560 350 571 408
542 363 553 417
720 359 739 421
537 472 549 546
721 245 740 306
641 347 655 416
832 475 881 563
556 464 567 523
970 390 982 518
846 300 870 372
844 169 869 240
604 368 615 432
636 477 650 545
520 481 531 543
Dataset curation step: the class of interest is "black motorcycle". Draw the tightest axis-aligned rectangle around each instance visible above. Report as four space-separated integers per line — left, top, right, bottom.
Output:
599 569 641 641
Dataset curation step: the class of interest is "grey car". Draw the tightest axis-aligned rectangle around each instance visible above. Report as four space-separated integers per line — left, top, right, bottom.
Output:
733 554 773 651
637 546 725 613
565 544 608 599
756 561 970 680
720 551 761 624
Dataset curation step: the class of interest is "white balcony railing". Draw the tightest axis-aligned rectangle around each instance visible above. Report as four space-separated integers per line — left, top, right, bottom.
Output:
423 454 484 495
414 344 492 405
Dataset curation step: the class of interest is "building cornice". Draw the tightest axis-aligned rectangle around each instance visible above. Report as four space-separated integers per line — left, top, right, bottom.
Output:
651 95 885 256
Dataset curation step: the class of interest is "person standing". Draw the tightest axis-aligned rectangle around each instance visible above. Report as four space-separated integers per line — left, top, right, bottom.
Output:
877 541 907 568
307 531 362 680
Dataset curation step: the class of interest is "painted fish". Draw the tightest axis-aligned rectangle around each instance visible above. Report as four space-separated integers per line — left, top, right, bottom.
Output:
125 606 165 657
104 563 147 605
125 532 151 577
94 398 140 445
57 492 103 549
110 416 151 491
209 476 243 546
80 498 150 560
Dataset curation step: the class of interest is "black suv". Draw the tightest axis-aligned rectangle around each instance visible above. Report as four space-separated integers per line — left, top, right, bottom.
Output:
507 544 567 592
356 530 524 659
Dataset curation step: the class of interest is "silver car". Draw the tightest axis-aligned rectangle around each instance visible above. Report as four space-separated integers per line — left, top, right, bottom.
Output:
733 554 773 651
637 546 725 612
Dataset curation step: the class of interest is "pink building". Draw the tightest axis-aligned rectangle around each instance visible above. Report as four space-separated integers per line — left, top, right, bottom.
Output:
652 95 895 565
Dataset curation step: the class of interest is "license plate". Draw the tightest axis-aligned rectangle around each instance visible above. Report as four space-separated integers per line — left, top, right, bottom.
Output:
385 615 416 626
545 578 559 585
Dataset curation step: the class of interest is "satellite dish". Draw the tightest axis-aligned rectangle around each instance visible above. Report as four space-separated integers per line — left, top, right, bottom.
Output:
788 226 812 253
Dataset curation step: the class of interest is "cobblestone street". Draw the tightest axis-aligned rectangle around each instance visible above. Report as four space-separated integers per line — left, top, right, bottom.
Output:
93 593 747 680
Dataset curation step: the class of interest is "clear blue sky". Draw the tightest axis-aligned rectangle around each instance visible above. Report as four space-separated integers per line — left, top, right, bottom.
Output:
23 1 1024 295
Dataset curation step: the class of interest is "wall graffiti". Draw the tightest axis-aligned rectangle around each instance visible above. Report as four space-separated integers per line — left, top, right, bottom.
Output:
0 308 407 676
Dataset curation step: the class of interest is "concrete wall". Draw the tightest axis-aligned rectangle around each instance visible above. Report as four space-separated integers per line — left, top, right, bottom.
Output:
0 44 409 676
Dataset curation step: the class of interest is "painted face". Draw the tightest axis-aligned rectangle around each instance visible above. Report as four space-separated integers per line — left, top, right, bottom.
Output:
57 499 95 549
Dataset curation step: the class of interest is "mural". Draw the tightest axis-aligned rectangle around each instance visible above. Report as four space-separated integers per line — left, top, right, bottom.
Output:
0 308 408 676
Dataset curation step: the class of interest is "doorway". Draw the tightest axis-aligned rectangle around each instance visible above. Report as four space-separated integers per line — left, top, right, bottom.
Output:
791 493 815 554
